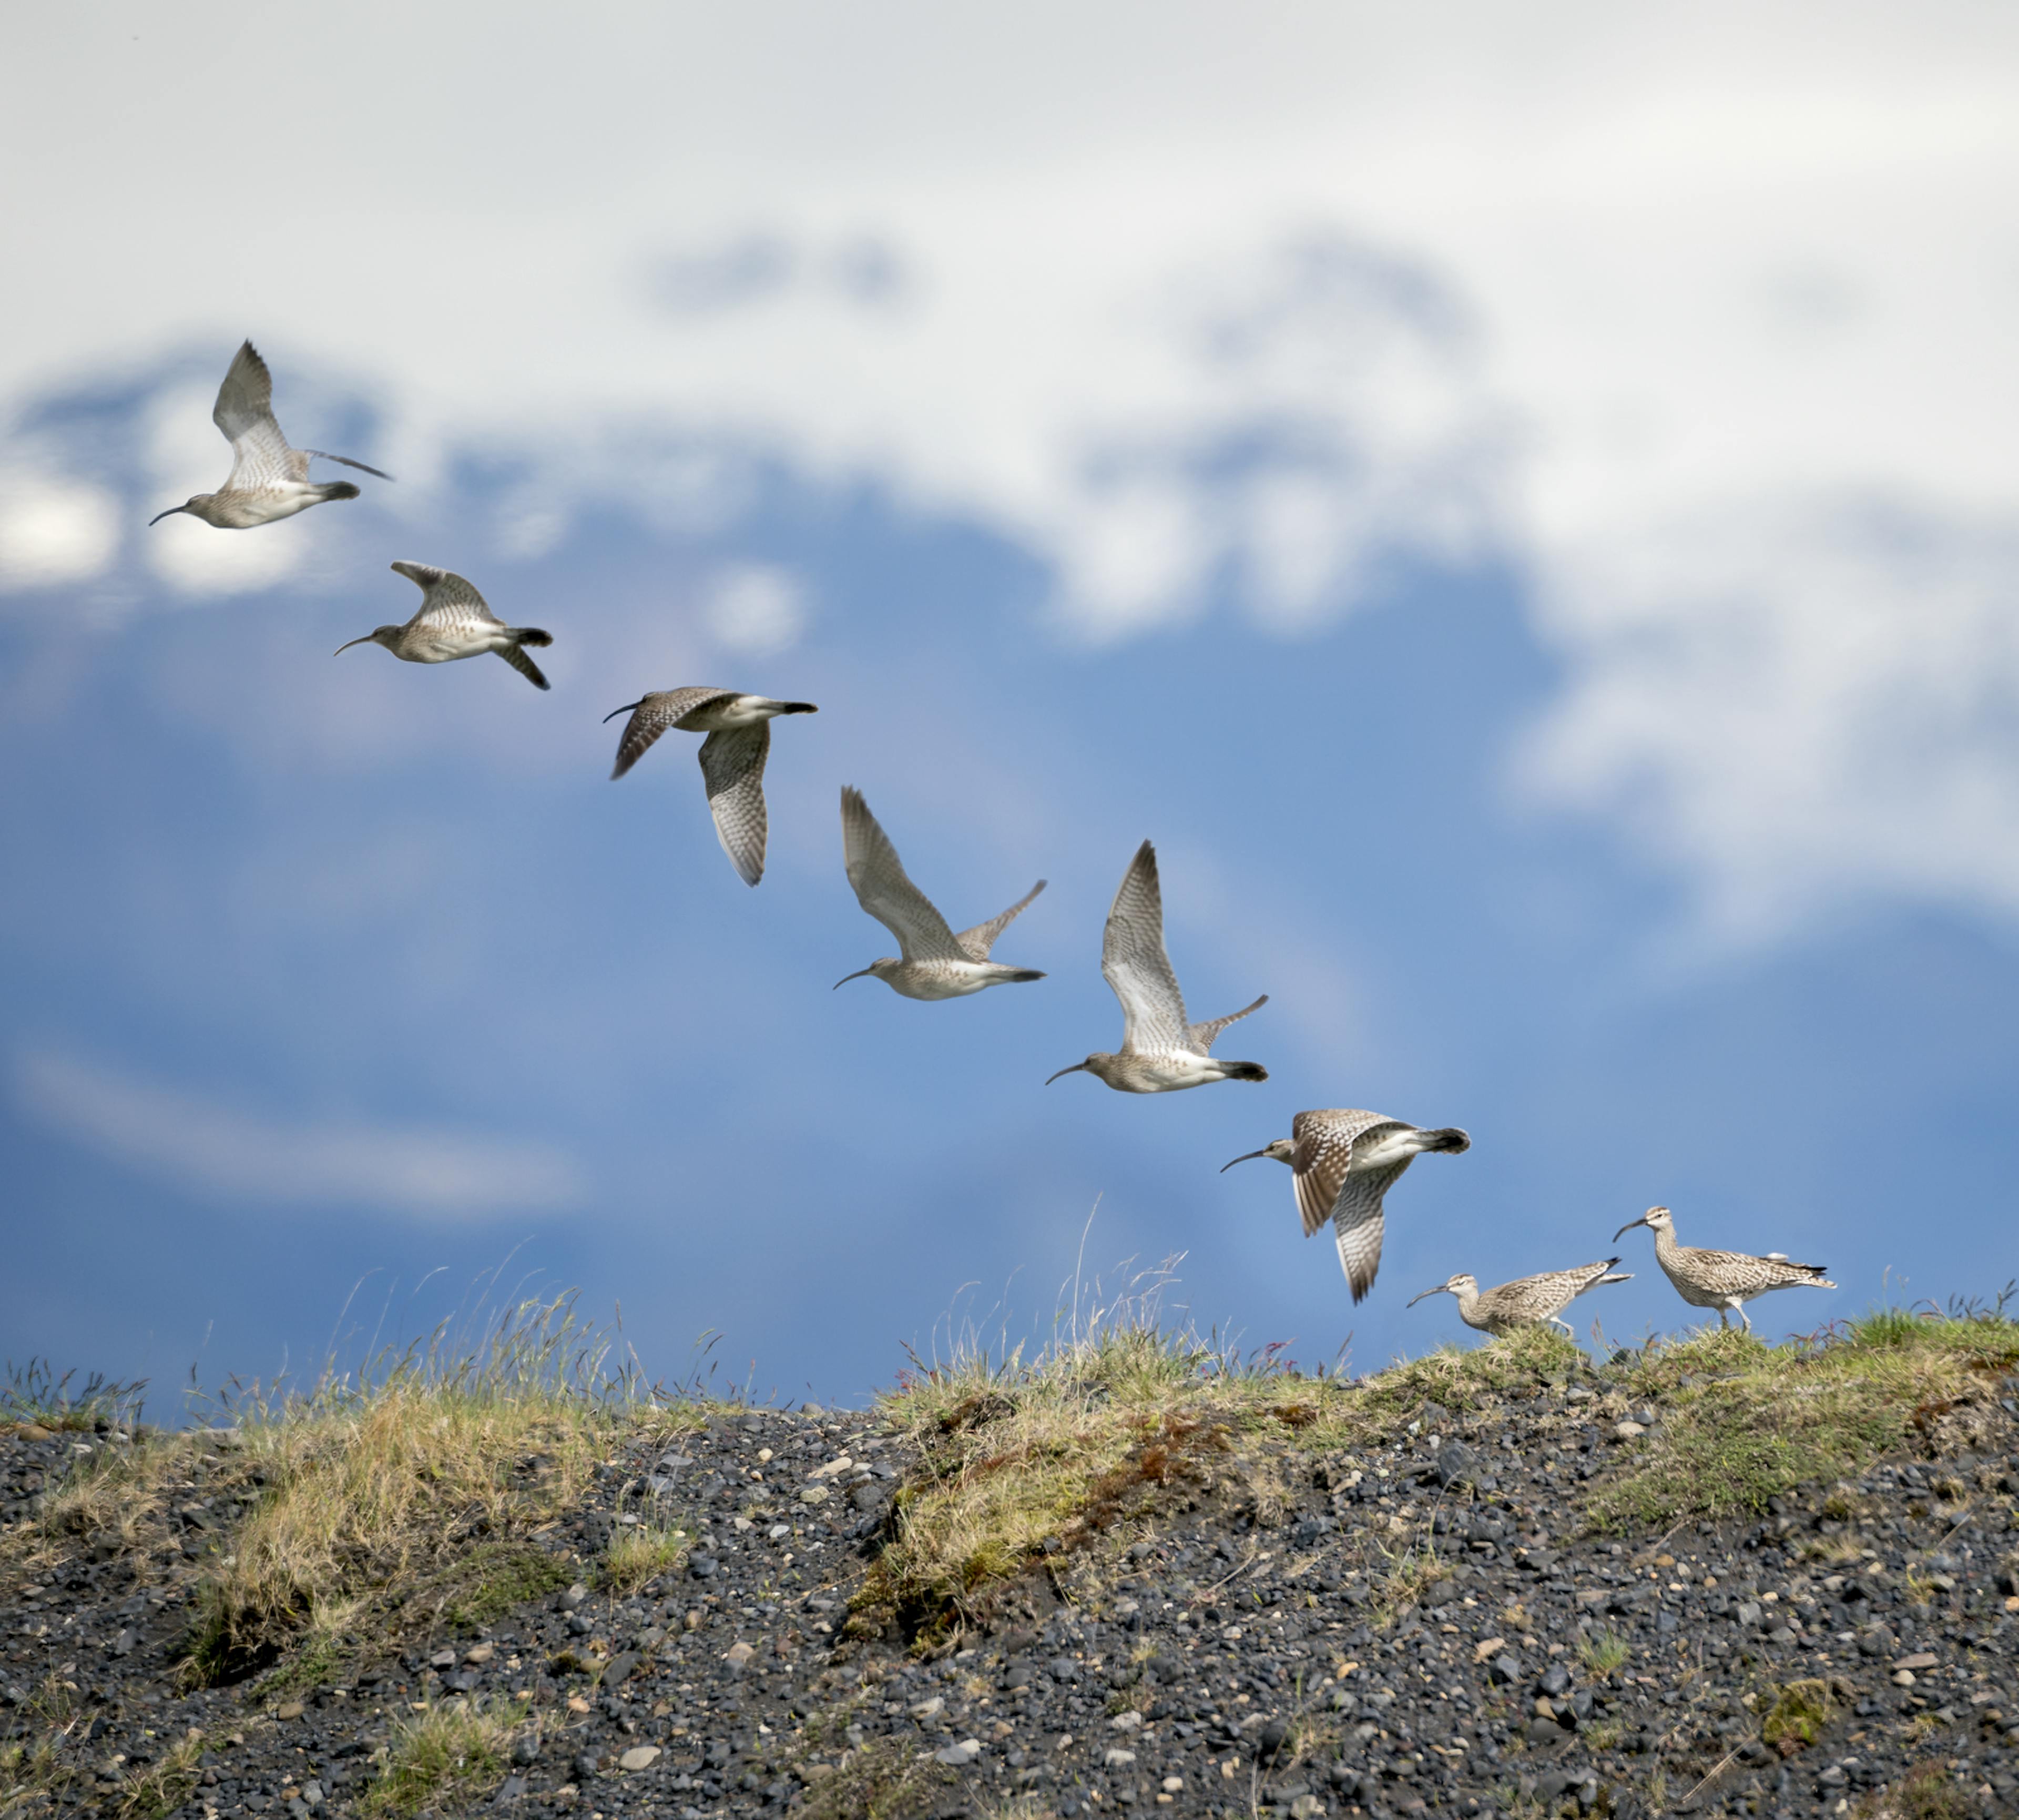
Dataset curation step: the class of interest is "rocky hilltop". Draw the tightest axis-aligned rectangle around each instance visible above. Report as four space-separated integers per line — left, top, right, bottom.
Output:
3 1303 2017 1820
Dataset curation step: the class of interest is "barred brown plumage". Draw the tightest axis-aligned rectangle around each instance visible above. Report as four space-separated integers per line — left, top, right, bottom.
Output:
602 687 818 887
1407 1257 1633 1336
1222 1108 1471 1302
1612 1205 1836 1332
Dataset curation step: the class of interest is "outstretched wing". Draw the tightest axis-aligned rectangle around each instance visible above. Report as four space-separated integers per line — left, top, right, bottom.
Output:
391 561 504 632
1101 840 1188 1053
1330 1165 1408 1303
495 644 550 690
1188 993 1267 1053
700 725 771 887
1287 1111 1399 1237
955 879 1046 961
302 449 392 480
213 340 300 489
608 688 737 780
840 787 965 961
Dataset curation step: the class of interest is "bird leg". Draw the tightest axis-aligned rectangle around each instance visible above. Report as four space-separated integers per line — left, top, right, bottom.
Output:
1736 1304 1752 1335
1550 1317 1575 1337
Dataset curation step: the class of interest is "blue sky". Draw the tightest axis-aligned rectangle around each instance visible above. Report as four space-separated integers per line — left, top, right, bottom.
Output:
4 5 2018 1413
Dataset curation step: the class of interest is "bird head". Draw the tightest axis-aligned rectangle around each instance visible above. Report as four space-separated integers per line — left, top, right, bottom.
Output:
833 959 900 989
1044 1056 1101 1085
1612 1204 1672 1242
1219 1137 1296 1171
1406 1274 1476 1307
333 627 400 656
148 494 210 526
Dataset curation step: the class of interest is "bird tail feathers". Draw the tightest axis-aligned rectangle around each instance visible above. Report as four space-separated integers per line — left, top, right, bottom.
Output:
1218 1060 1268 1083
1418 1127 1471 1154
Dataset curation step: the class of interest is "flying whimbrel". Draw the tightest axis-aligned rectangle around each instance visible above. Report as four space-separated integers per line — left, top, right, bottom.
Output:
604 688 817 887
1612 1206 1834 1333
1045 840 1267 1093
1221 1110 1470 1301
335 563 554 688
149 341 390 529
1406 1258 1632 1337
833 788 1046 999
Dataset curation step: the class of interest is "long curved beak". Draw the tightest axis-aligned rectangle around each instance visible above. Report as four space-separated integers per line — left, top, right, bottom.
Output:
332 634 375 656
1405 1285 1447 1308
603 699 645 724
833 967 875 990
1044 1063 1090 1085
1612 1212 1653 1241
147 505 189 526
1219 1148 1271 1173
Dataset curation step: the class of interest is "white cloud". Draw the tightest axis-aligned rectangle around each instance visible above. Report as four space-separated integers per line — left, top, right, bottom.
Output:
706 562 809 655
15 1051 586 1218
0 471 119 591
5 4 2019 928
1520 498 2019 935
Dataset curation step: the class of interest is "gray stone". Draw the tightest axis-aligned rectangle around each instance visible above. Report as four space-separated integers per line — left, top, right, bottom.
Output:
1433 1440 1480 1487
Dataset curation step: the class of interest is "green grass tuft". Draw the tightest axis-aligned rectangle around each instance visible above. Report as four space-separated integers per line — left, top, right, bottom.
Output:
363 1698 526 1816
1588 1308 2019 1529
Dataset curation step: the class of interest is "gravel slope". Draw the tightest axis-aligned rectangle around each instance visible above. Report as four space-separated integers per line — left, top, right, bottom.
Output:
4 1357 2018 1820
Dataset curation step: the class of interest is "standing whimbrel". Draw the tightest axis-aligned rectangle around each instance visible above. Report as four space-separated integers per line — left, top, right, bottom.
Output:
1221 1110 1470 1301
1046 840 1267 1092
834 788 1046 999
1612 1206 1834 1333
149 341 390 529
335 563 554 688
604 688 817 887
1407 1258 1632 1337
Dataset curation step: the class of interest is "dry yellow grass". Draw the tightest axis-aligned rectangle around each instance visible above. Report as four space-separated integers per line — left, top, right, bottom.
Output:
861 1298 1361 1639
603 1517 693 1594
4 1295 703 1689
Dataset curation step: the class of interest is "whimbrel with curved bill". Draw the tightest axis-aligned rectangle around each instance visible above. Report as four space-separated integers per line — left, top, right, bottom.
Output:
1046 840 1266 1092
335 563 553 688
1406 1258 1631 1337
834 788 1045 998
150 341 390 528
1611 1205 1834 1333
1221 1110 1470 1301
604 688 817 887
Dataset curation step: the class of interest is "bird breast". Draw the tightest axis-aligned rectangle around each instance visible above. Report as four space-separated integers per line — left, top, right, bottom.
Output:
888 962 995 1001
211 485 323 528
1096 1051 1225 1092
